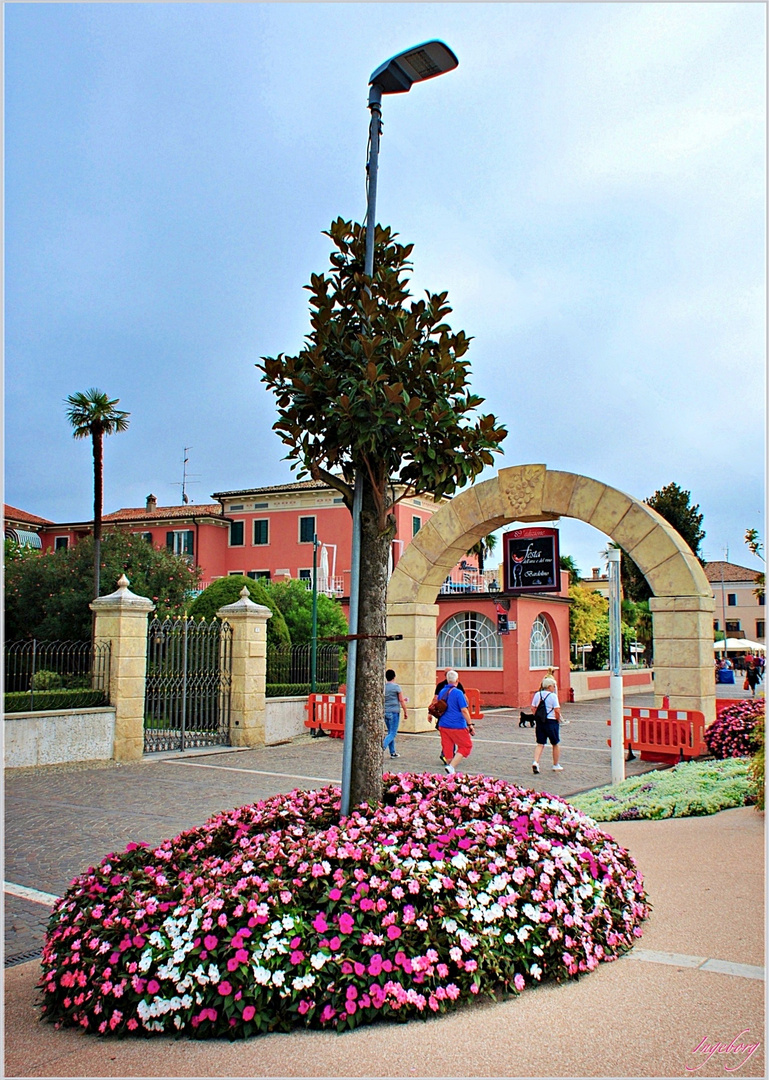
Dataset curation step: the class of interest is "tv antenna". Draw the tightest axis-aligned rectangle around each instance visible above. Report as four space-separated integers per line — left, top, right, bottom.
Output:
170 447 201 505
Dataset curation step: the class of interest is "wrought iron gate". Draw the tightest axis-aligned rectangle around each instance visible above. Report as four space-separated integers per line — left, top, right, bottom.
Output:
144 617 232 753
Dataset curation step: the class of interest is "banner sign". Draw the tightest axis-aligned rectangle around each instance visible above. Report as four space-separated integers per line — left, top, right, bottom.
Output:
503 527 560 593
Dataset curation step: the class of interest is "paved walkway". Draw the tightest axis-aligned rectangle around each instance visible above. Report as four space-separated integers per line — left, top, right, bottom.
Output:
4 693 765 1077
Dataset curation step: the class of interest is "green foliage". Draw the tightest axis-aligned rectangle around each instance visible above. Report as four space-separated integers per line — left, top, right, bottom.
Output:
744 528 765 599
621 483 705 601
260 579 348 647
748 716 765 811
258 219 507 518
30 669 63 690
590 618 636 669
5 689 108 713
569 585 607 646
466 534 497 574
560 555 581 584
4 533 200 641
570 758 753 821
186 576 290 648
266 682 338 698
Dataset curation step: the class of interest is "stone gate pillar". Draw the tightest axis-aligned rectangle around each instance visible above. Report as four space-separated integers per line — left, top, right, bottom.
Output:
649 595 717 725
385 601 439 733
217 587 272 748
90 575 154 762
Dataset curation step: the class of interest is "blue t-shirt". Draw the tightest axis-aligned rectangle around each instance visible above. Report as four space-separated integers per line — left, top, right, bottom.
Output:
438 685 468 729
384 681 402 714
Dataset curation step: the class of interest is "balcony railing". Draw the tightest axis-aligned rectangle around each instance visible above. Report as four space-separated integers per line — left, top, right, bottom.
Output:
439 570 500 595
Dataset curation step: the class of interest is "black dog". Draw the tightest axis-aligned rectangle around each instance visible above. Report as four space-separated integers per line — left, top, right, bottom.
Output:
519 712 535 728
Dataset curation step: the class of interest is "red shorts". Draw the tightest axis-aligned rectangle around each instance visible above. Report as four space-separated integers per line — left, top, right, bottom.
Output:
439 725 473 760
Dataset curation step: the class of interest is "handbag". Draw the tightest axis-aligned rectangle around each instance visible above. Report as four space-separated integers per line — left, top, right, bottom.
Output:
744 677 750 690
428 697 448 720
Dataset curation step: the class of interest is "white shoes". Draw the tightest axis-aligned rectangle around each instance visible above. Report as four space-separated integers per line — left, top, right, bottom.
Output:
552 764 564 771
532 761 540 774
444 764 456 775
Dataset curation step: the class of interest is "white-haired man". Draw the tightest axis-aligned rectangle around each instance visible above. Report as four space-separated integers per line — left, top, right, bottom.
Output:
434 669 474 776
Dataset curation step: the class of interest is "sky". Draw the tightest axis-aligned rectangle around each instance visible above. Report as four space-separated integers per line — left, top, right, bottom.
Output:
4 2 766 577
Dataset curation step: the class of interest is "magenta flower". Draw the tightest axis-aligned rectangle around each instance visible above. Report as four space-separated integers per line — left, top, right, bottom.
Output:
146 980 160 996
242 1005 255 1022
217 981 232 996
338 912 354 934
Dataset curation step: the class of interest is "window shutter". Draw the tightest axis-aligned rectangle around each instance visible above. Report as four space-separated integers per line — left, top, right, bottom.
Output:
184 530 194 555
166 532 174 550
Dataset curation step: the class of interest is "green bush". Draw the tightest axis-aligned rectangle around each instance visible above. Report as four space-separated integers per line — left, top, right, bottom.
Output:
186 577 290 648
570 758 752 821
5 689 108 713
266 682 338 698
30 669 64 691
748 716 765 811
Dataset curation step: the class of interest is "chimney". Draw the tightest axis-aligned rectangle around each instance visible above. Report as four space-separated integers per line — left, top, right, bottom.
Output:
592 567 600 579
146 494 157 512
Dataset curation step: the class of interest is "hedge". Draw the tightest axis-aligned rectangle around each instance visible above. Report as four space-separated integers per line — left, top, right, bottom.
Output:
5 689 108 713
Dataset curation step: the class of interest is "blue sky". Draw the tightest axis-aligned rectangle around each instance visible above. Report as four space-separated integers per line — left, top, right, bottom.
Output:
5 2 766 575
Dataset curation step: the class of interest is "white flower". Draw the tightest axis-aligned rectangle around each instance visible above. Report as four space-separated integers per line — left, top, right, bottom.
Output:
532 946 544 956
476 892 491 907
428 878 443 893
207 964 220 983
516 926 530 942
253 965 271 985
451 853 469 870
442 918 458 934
310 952 328 970
504 933 516 944
138 950 153 973
530 963 543 980
416 918 428 931
449 947 463 962
522 904 540 922
272 970 286 987
281 915 295 931
488 904 504 921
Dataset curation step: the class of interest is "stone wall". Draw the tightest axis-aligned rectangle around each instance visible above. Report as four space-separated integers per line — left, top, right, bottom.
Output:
4 707 115 768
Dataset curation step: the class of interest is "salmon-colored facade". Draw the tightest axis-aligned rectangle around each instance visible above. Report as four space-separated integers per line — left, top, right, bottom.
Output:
5 483 573 706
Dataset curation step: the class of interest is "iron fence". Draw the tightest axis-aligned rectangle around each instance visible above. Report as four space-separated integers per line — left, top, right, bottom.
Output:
267 643 342 695
4 639 111 712
144 617 232 752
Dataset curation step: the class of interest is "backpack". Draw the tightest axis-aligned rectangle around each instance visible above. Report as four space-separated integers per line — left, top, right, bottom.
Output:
534 692 551 722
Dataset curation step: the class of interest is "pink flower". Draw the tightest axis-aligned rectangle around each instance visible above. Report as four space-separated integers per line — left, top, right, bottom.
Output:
203 934 218 951
146 979 160 995
386 925 402 940
217 981 232 996
338 912 354 934
312 913 328 933
329 887 342 900
514 974 525 992
242 1005 255 1022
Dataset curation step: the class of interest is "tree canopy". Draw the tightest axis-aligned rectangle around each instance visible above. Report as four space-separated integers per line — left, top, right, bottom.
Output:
621 482 706 601
260 578 349 647
4 533 198 641
186 576 290 648
259 219 507 808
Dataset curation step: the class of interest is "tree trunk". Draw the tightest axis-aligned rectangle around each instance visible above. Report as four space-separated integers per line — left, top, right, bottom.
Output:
348 476 395 810
93 431 103 599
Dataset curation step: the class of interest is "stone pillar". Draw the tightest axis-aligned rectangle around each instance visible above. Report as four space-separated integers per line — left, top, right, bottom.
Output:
649 594 717 726
217 587 272 748
90 575 154 762
386 601 440 733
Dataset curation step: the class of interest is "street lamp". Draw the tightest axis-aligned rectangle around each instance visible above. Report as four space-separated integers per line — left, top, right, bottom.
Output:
607 547 625 785
340 41 458 818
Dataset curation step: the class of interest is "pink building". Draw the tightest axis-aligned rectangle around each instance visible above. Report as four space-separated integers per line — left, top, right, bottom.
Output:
5 483 573 707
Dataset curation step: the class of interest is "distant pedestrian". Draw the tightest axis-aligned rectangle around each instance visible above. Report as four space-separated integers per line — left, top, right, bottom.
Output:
383 669 408 759
435 669 474 776
531 676 563 774
745 663 761 697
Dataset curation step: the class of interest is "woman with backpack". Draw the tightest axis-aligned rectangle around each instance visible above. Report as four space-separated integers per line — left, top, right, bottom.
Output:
531 675 563 774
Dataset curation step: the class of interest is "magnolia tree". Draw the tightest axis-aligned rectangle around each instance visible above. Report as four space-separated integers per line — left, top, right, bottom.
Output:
259 219 507 807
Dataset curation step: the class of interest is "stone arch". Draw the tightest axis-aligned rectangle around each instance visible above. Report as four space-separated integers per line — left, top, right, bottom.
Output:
387 464 715 730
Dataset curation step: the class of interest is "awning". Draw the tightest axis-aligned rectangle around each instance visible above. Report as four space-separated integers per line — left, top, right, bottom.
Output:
5 528 42 549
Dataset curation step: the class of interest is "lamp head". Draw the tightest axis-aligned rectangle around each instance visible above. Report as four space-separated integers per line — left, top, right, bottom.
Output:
368 40 458 95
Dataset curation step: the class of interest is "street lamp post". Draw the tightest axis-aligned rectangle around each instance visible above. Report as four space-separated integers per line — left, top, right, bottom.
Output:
607 547 625 785
340 41 459 818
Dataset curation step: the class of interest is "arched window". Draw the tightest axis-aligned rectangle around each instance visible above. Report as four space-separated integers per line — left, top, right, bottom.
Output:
437 612 503 669
529 615 554 669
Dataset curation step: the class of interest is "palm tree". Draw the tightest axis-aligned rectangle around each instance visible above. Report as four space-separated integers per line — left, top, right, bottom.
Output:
466 532 497 575
65 389 130 599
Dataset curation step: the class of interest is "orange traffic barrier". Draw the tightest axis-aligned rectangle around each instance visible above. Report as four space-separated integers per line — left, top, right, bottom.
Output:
465 688 484 720
305 693 346 739
607 706 707 764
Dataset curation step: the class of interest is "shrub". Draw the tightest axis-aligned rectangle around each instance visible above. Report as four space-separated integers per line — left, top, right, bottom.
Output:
748 716 765 811
570 758 752 821
5 689 108 713
30 669 64 691
705 699 764 759
39 773 648 1039
186 577 290 649
266 682 337 698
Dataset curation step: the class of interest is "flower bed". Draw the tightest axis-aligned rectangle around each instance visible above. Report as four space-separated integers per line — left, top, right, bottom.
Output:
39 773 649 1039
705 698 764 759
570 758 752 821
